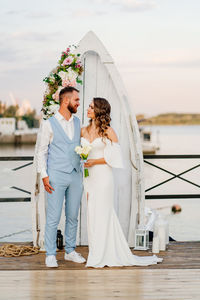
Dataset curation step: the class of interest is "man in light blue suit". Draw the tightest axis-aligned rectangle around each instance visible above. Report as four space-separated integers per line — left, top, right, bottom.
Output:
37 86 85 267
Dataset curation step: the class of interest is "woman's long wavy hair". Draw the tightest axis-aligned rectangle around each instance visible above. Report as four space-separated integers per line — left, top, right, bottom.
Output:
88 97 111 140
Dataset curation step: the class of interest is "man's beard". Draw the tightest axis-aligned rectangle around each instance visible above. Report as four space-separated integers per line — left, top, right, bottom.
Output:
68 103 77 114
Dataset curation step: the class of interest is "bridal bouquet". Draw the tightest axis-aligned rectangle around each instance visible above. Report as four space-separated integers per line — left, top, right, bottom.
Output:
42 45 83 119
75 145 92 177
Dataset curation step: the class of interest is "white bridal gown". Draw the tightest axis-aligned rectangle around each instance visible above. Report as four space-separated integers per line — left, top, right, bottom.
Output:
81 137 163 268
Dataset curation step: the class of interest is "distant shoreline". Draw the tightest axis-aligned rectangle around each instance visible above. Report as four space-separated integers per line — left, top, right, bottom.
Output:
136 113 200 126
139 123 200 126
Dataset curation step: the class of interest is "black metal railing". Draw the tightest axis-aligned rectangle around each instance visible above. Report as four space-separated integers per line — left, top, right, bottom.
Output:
1 155 200 202
144 154 200 200
0 156 34 202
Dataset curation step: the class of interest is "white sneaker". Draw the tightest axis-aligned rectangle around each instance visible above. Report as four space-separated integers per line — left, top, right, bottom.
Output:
64 251 86 263
45 255 58 268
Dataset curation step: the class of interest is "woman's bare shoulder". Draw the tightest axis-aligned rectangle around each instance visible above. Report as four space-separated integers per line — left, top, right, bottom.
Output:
106 127 118 143
81 126 88 137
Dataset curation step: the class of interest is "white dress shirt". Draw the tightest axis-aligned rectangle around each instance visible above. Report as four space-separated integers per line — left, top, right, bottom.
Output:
36 111 74 179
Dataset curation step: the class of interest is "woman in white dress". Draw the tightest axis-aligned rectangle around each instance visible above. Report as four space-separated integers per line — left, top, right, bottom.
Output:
81 98 163 268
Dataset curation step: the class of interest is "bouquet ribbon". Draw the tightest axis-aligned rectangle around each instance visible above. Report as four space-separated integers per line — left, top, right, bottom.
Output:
81 159 89 178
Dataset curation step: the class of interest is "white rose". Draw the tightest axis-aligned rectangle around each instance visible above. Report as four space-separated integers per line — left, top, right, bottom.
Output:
65 67 77 82
82 145 92 155
75 146 82 155
58 69 78 86
58 71 66 81
52 86 63 101
48 104 59 114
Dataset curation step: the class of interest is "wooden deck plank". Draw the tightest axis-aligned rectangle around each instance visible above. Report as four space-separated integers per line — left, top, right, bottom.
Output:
0 269 200 300
0 242 200 270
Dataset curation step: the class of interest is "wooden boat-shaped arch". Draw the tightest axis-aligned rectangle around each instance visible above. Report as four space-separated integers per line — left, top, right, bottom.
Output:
32 31 145 248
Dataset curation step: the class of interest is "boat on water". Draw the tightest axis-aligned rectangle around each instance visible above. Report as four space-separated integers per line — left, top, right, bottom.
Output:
139 126 160 154
0 118 39 145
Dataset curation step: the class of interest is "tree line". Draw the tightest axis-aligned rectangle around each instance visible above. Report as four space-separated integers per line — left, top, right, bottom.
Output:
0 101 39 128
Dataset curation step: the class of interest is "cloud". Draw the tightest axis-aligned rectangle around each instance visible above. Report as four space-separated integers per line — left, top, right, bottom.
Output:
109 0 157 11
151 51 200 68
4 9 52 19
157 59 200 68
26 12 52 19
0 30 61 74
5 9 26 15
10 31 61 42
118 58 200 70
117 49 200 70
70 8 107 18
0 47 21 62
90 0 157 12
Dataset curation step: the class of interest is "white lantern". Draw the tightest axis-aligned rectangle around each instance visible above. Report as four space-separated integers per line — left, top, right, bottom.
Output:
134 229 149 250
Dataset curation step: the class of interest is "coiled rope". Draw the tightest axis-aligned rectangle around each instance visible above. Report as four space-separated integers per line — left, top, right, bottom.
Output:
0 244 40 257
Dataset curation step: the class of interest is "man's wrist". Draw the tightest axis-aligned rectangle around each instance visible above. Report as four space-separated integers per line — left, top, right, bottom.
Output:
41 170 48 179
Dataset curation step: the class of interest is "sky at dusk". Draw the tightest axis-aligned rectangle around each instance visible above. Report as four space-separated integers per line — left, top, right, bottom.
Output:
0 0 200 116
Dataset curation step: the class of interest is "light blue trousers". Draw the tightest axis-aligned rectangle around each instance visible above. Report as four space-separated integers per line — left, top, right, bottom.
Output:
45 169 83 256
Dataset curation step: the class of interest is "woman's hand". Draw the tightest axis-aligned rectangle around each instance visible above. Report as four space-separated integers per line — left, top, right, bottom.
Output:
84 159 96 168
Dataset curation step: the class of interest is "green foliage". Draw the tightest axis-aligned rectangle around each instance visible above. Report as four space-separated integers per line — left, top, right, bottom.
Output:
0 101 6 117
4 105 19 118
22 109 37 128
76 78 82 84
0 102 38 128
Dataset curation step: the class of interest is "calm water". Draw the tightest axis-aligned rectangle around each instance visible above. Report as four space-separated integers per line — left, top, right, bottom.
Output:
144 125 200 241
0 125 200 242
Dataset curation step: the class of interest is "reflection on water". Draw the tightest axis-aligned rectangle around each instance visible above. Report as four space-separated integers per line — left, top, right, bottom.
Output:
0 203 32 242
150 125 200 154
0 126 200 242
144 125 200 241
147 200 200 241
0 144 35 242
0 144 35 156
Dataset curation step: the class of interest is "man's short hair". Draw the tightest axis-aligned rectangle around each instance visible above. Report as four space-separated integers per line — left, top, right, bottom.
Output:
59 86 79 103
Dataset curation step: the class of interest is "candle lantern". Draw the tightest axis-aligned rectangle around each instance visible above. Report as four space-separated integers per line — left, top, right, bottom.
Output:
134 229 149 250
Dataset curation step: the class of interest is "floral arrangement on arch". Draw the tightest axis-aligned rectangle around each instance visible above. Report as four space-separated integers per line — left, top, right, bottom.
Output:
42 45 83 119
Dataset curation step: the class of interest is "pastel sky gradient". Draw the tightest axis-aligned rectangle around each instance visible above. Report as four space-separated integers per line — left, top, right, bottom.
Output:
0 0 200 116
